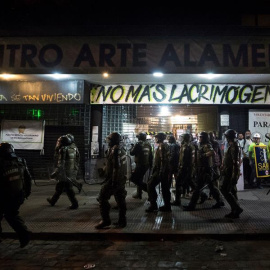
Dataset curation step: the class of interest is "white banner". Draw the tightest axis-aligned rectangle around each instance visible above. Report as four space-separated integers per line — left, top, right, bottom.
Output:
0 120 45 150
91 84 270 105
249 110 270 144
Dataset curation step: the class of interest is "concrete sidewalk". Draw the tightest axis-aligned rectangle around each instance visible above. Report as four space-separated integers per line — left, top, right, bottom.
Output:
2 180 270 240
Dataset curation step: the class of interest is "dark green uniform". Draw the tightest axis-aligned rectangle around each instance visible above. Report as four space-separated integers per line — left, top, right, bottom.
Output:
168 141 180 188
147 142 171 210
173 141 194 204
0 153 32 247
98 144 127 225
187 142 223 209
48 144 79 208
221 141 242 215
130 140 153 192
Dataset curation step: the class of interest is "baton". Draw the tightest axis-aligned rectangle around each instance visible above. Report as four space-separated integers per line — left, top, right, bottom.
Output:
267 189 270 195
67 177 87 195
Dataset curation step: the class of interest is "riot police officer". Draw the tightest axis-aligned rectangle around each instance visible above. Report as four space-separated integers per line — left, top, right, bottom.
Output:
0 142 32 248
167 135 180 190
172 133 194 206
130 132 153 199
66 133 82 193
47 135 79 209
95 132 127 229
146 132 171 212
183 131 224 211
221 129 243 218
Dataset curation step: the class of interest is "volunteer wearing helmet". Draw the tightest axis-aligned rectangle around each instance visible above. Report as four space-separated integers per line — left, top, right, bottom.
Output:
221 129 243 219
248 133 266 189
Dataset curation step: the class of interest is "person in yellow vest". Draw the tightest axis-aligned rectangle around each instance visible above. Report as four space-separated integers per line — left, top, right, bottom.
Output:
248 133 266 189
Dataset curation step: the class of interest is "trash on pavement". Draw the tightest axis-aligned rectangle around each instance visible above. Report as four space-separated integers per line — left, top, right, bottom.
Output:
84 263 95 269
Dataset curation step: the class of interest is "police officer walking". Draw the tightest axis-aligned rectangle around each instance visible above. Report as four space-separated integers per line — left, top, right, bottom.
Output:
171 133 194 206
0 142 32 248
167 135 180 191
95 132 127 229
221 129 243 218
146 132 171 212
47 135 79 209
130 132 153 199
66 133 82 193
183 132 224 211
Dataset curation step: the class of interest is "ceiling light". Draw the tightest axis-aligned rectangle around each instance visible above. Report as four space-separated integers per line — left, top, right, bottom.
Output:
158 106 171 116
47 73 70 79
153 72 164 77
103 72 109 78
198 73 222 79
0 73 16 79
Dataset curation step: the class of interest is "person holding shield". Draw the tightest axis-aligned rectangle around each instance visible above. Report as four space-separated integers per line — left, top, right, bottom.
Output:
248 133 266 189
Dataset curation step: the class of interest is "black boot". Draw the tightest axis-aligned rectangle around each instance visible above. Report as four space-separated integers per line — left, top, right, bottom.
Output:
159 205 172 212
19 230 31 248
47 197 56 206
132 186 142 199
145 203 158 212
113 217 127 228
69 203 78 210
171 189 181 206
95 220 111 229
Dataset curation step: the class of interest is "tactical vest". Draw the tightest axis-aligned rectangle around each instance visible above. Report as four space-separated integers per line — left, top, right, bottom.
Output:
106 145 127 182
196 143 213 167
223 141 240 172
133 141 152 167
59 144 80 172
154 143 169 170
179 142 194 168
0 157 25 196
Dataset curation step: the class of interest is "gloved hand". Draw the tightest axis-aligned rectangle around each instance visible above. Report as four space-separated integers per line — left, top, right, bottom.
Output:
50 171 58 179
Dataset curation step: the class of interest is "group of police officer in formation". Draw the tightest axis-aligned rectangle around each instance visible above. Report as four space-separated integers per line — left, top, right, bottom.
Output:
0 128 243 246
95 128 243 229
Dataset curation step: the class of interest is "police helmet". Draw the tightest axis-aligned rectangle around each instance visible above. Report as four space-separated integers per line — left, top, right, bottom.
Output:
107 132 121 147
224 129 237 140
136 132 147 141
168 135 176 143
66 133 75 143
182 133 191 143
0 142 15 157
59 135 72 147
208 131 215 141
253 133 261 139
199 131 209 143
155 132 167 143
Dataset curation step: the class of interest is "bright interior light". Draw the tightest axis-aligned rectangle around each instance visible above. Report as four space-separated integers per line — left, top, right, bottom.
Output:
198 73 222 79
158 106 171 116
103 72 109 78
171 115 197 124
153 72 164 77
0 73 16 79
47 73 70 79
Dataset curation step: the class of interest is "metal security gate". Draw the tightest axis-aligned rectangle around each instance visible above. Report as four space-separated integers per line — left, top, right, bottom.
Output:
0 104 89 180
102 104 218 143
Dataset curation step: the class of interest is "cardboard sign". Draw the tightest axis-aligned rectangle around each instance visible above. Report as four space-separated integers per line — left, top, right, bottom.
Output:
254 145 269 178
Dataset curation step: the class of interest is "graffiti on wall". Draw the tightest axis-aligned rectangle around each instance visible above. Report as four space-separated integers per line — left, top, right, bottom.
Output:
91 84 270 105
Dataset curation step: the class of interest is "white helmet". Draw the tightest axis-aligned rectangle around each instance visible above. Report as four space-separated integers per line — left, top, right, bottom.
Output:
253 133 261 139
